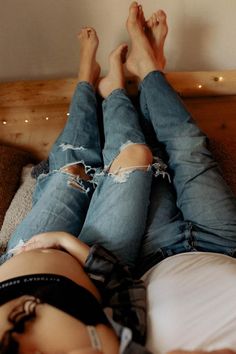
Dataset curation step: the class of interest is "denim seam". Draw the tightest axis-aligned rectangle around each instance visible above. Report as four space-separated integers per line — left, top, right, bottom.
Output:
184 222 199 251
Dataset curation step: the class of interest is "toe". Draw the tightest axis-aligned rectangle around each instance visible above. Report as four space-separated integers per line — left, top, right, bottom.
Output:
129 1 139 21
78 28 87 39
83 27 93 37
138 5 145 26
86 29 92 38
87 27 96 38
83 27 89 36
156 9 167 23
152 13 158 25
88 27 96 33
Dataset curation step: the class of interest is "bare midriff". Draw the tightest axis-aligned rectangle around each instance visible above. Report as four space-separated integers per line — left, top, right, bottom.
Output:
0 248 101 301
0 249 121 353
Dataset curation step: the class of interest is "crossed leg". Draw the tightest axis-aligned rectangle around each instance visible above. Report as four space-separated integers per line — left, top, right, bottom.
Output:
124 2 236 275
4 28 103 258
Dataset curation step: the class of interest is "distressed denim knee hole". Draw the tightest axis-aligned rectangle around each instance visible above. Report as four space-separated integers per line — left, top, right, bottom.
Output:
108 141 153 177
106 157 170 184
151 156 171 182
61 162 93 181
107 165 152 183
60 161 98 193
67 177 91 194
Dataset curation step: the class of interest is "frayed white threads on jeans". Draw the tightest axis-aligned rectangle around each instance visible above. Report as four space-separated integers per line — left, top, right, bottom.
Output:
59 143 86 151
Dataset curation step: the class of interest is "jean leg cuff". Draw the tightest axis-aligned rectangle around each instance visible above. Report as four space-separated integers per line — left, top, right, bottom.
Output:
139 70 166 90
76 81 95 92
103 88 127 102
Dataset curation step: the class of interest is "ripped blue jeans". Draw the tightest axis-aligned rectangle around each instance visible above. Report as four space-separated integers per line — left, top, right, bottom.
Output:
3 82 167 269
4 72 235 274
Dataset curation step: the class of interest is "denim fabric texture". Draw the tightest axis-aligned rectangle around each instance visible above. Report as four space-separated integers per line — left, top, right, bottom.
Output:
135 71 236 275
3 82 157 269
2 72 236 275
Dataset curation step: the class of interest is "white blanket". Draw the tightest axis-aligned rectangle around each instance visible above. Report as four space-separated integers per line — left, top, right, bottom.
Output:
143 252 236 354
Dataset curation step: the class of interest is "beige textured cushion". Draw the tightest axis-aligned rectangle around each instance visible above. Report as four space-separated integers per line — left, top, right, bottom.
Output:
0 165 36 253
0 145 34 228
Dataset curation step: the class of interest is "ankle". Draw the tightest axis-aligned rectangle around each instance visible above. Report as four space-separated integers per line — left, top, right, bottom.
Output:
78 73 94 86
138 60 158 80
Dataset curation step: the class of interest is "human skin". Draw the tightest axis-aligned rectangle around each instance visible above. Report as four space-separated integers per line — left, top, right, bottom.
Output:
0 232 120 354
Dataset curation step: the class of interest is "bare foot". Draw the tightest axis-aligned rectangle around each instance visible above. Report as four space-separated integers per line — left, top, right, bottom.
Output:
146 10 168 70
78 27 100 87
98 43 128 98
126 2 158 80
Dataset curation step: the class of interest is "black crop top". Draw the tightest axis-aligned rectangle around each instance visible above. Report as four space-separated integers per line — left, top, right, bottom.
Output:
0 273 109 325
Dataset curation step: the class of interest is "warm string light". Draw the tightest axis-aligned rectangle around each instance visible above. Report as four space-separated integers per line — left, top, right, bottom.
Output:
2 112 70 125
1 78 225 127
197 76 224 90
214 76 224 82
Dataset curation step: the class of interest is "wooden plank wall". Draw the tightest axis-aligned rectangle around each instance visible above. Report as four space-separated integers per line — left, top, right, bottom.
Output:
0 71 236 160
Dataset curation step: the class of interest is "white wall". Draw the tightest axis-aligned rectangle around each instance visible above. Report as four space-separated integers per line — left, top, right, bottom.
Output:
0 0 235 82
